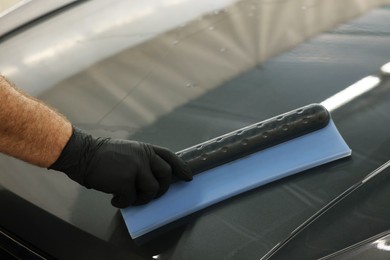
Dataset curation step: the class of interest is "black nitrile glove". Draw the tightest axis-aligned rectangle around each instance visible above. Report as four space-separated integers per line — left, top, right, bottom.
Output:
49 127 192 208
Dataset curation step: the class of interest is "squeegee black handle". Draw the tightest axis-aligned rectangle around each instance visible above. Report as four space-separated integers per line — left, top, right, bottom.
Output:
177 104 330 175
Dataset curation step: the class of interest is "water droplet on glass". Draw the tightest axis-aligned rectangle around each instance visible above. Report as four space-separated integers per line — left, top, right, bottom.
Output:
186 82 197 88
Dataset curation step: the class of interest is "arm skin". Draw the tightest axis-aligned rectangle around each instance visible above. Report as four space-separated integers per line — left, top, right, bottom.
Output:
0 75 72 167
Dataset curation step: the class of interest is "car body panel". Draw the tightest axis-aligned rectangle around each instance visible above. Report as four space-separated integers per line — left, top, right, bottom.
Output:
1 0 390 259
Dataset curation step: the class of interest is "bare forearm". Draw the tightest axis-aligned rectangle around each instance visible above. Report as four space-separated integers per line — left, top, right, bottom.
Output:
0 76 72 167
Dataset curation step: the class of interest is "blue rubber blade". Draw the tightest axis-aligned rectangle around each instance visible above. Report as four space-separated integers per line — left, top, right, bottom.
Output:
121 120 351 238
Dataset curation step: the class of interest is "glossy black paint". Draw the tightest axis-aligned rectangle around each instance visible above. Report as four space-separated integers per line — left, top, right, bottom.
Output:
0 185 144 260
322 231 390 260
264 157 390 259
0 3 390 260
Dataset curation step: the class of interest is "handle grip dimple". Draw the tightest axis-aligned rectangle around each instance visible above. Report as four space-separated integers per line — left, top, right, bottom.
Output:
177 104 330 175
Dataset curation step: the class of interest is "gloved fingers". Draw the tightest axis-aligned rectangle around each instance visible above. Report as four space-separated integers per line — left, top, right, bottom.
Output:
150 154 172 197
152 146 193 181
111 194 131 208
111 186 136 208
134 167 160 205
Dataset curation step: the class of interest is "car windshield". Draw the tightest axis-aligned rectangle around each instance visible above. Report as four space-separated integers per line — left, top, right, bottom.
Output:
1 1 390 259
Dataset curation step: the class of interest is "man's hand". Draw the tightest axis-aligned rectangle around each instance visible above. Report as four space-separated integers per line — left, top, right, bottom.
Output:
0 75 190 208
49 128 192 208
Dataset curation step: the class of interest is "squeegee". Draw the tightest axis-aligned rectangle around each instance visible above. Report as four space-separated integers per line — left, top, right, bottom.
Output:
121 101 353 239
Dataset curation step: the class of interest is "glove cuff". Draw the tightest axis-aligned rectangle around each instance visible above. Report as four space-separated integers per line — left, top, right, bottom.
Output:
48 126 93 186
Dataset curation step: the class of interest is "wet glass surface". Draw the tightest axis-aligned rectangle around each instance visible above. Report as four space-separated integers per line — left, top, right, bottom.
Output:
1 1 390 259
